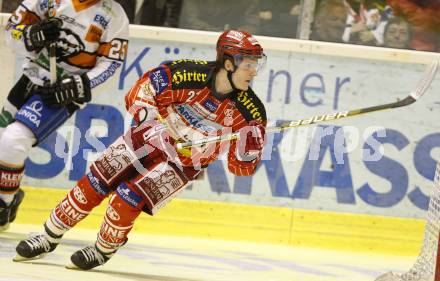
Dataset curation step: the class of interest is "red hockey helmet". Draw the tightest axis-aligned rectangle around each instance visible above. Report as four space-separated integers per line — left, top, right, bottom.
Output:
216 30 266 72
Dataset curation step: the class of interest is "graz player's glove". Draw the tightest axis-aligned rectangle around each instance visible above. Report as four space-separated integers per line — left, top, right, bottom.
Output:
23 18 62 52
38 74 91 106
237 120 266 161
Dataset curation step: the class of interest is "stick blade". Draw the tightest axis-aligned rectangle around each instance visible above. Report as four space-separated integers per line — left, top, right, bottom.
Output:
410 60 439 100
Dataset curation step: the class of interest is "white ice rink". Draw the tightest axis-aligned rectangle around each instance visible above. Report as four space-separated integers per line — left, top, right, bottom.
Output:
0 224 416 281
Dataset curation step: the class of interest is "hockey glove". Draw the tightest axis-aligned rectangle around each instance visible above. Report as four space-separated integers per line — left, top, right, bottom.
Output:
237 120 266 160
23 18 62 52
38 74 91 106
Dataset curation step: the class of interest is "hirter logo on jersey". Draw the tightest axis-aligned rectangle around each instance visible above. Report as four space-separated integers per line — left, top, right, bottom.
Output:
236 91 264 122
150 68 169 94
172 69 208 86
202 99 218 113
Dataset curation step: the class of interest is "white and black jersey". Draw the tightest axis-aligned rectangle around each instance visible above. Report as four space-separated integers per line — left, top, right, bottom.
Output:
5 0 129 89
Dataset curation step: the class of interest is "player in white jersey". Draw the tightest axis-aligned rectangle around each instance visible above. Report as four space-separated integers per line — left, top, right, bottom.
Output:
0 0 129 231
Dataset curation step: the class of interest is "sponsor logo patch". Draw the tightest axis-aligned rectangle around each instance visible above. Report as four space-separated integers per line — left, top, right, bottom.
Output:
93 14 109 29
16 100 44 127
0 169 24 190
192 102 217 121
73 186 87 204
86 172 110 195
116 183 142 208
85 24 103 43
175 105 216 134
202 98 218 113
150 68 169 93
58 14 87 29
106 205 120 221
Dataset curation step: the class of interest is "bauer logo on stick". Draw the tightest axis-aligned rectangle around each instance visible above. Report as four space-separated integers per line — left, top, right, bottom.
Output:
289 111 349 127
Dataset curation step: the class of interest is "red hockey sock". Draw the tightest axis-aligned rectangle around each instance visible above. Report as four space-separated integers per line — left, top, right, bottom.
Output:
0 164 24 195
45 175 108 237
96 188 144 254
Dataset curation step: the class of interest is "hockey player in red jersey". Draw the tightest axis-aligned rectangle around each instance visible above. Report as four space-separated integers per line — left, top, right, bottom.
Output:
14 30 267 270
0 0 129 231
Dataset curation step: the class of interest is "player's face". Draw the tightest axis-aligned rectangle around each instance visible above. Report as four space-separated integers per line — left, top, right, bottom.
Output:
233 57 261 90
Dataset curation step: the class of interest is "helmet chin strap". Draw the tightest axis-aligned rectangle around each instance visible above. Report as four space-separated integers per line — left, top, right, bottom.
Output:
227 71 239 92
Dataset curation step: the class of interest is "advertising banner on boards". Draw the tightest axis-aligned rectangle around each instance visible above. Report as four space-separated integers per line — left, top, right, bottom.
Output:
6 36 439 219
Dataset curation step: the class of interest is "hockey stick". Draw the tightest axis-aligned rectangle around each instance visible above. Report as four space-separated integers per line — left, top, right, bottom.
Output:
47 0 57 84
176 60 439 150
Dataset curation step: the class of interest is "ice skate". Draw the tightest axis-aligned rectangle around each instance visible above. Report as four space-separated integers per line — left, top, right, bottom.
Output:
66 245 113 270
13 233 59 262
0 189 24 231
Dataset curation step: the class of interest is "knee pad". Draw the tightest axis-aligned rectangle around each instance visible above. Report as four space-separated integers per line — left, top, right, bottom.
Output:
0 122 35 166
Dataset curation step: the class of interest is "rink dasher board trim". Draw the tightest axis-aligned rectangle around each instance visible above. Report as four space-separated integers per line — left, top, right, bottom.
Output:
16 185 425 256
1 12 439 64
128 25 440 65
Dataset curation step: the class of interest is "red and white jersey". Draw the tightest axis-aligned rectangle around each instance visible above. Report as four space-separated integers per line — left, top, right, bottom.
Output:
5 0 128 88
125 60 267 176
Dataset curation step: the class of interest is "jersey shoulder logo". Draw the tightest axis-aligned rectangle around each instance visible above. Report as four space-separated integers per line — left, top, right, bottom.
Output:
149 67 170 94
166 61 215 90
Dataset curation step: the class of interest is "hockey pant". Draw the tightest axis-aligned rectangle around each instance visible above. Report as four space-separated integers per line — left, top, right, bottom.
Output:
44 120 201 253
2 74 78 144
0 76 77 196
0 75 36 134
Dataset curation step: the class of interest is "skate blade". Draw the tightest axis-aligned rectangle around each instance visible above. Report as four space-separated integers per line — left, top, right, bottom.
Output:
0 223 10 232
13 253 47 262
65 262 80 270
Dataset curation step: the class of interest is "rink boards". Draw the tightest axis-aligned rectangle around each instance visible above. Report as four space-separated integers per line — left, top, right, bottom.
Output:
17 185 424 256
0 13 439 256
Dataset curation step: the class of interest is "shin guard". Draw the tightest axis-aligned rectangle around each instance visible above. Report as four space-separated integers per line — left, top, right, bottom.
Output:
45 173 109 237
96 188 143 254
